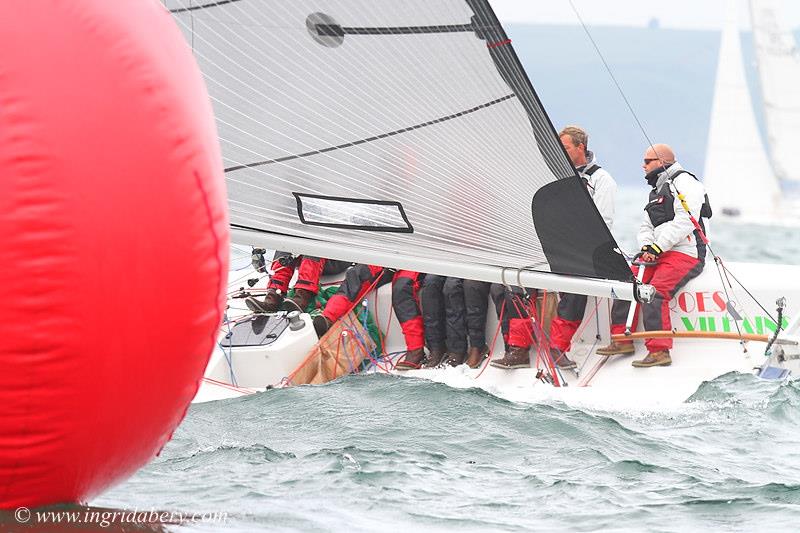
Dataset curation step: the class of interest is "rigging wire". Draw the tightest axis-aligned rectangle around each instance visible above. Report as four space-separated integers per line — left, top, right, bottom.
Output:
567 0 655 150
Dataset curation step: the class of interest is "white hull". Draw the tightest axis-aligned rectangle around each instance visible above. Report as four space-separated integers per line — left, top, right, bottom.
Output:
194 257 800 406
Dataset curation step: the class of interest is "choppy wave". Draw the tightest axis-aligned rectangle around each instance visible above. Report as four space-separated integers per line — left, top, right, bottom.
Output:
91 372 800 532
87 192 800 531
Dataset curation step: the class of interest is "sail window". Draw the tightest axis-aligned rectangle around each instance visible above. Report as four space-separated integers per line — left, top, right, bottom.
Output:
294 193 413 233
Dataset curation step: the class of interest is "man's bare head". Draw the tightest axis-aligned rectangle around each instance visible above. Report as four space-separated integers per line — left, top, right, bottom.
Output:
559 125 588 167
642 144 676 173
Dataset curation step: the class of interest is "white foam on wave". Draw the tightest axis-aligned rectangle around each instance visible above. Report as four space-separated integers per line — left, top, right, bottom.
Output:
392 363 721 416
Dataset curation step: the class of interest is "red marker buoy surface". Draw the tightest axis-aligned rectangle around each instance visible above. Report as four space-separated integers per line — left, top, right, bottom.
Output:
0 1 228 507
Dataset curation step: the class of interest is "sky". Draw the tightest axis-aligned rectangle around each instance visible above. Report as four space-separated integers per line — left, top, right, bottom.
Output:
489 0 800 30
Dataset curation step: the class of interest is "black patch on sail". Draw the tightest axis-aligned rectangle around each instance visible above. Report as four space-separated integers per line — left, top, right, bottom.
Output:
307 13 345 48
532 179 631 281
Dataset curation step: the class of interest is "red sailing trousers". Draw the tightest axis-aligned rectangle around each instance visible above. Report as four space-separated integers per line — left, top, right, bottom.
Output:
610 251 703 352
549 293 588 353
508 318 534 348
323 265 424 351
268 256 325 294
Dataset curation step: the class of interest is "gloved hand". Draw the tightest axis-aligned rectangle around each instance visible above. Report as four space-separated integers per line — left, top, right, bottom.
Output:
639 244 662 263
276 254 296 267
251 249 267 273
641 243 663 257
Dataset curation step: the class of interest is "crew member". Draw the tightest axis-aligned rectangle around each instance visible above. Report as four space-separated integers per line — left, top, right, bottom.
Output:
419 277 490 368
597 143 710 367
246 252 349 313
548 126 618 369
314 264 426 368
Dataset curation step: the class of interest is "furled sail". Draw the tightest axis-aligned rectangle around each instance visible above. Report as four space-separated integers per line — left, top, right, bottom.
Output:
704 0 780 218
750 0 800 182
166 0 639 299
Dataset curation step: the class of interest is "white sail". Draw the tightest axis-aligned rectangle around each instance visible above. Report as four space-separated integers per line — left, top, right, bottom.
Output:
750 0 800 183
704 0 781 219
166 0 643 301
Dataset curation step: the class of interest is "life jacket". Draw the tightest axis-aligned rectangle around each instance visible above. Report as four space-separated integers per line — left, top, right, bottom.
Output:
580 163 600 192
644 170 712 260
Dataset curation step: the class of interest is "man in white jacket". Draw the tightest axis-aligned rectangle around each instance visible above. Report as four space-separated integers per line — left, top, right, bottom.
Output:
493 125 618 371
545 126 617 370
597 144 709 367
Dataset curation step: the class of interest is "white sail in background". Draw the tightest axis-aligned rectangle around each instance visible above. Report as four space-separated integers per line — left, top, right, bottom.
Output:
704 0 781 219
166 0 642 300
750 0 800 183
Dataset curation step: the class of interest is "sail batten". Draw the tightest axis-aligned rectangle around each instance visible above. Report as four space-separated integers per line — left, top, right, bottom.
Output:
168 0 632 288
224 94 516 172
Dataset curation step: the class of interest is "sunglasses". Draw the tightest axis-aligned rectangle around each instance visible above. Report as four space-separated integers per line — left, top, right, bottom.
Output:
643 158 660 164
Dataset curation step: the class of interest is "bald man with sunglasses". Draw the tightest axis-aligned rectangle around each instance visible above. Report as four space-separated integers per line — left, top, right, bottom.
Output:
597 144 711 367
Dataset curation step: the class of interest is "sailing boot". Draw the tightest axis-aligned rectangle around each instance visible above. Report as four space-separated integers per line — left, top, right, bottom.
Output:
550 348 577 370
283 288 316 312
246 289 283 313
596 341 635 357
632 350 672 368
490 345 530 369
312 315 333 338
423 346 447 368
466 345 489 369
395 348 427 370
445 352 467 367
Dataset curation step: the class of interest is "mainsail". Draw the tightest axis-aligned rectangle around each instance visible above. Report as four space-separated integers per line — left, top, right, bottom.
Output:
166 0 640 300
750 0 800 183
704 0 780 218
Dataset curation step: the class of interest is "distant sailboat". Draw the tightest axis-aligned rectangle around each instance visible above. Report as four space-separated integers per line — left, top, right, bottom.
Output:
704 0 800 223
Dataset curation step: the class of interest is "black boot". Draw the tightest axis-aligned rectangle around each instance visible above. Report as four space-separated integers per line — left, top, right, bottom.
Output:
423 346 447 368
313 315 332 338
490 345 530 369
445 352 467 367
283 288 316 312
245 289 283 313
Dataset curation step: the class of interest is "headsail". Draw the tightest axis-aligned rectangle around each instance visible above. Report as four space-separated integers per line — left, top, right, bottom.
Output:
750 0 800 183
166 0 638 299
704 0 780 218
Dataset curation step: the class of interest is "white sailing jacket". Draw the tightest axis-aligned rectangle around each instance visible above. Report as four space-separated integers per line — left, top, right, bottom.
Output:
637 162 707 259
577 151 616 230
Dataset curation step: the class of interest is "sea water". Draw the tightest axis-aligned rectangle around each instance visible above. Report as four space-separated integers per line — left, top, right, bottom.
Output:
96 373 800 532
14 187 800 532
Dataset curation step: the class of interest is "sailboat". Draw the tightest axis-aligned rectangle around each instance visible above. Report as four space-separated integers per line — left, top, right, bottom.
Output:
165 0 800 405
704 0 800 224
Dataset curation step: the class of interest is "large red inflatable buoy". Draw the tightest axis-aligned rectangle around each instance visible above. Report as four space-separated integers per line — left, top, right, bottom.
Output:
0 1 228 507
